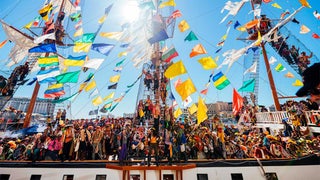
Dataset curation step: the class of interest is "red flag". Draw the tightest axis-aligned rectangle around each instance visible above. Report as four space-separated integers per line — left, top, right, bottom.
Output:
200 88 208 95
262 0 272 3
166 10 182 24
0 39 8 49
312 33 320 39
232 88 243 116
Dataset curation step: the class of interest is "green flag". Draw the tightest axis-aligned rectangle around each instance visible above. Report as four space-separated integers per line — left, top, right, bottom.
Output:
56 70 81 83
184 31 198 41
238 79 255 92
76 33 96 43
116 59 125 67
275 63 285 72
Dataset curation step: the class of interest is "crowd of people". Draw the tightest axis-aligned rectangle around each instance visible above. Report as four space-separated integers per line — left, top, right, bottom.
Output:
0 101 319 165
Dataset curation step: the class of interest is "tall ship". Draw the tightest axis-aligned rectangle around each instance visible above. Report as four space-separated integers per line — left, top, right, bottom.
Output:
0 0 319 180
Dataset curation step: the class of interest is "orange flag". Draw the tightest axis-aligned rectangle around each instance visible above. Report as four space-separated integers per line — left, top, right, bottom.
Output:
232 88 243 116
189 44 207 58
300 25 310 34
0 39 8 48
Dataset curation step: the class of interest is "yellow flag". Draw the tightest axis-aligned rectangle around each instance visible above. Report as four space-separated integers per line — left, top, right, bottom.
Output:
98 15 107 24
197 97 207 124
100 32 123 40
38 4 53 21
198 56 218 70
92 96 103 106
271 3 282 9
109 74 121 83
159 0 176 8
164 60 187 79
73 28 83 37
174 107 182 118
292 79 303 86
176 78 196 101
188 103 198 115
85 80 96 92
237 26 246 32
73 42 92 53
103 92 115 101
118 51 127 57
178 20 190 32
189 44 207 58
255 31 262 46
24 21 33 29
299 0 311 8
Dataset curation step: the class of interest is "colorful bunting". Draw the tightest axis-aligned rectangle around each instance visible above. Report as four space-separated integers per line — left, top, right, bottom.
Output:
70 13 82 22
92 96 103 106
188 104 198 115
44 83 65 98
159 0 176 8
52 92 79 103
164 60 187 79
212 72 230 90
39 3 53 21
275 63 286 72
109 74 121 83
148 29 169 44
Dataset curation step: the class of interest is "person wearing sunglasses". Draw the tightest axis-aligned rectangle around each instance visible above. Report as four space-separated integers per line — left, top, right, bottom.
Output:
296 63 320 106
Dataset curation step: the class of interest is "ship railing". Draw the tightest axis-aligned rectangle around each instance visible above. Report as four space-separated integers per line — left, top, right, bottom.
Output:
303 110 320 126
256 110 320 126
255 111 291 124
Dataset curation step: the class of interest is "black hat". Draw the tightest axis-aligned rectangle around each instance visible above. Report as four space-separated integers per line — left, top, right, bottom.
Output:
296 63 320 97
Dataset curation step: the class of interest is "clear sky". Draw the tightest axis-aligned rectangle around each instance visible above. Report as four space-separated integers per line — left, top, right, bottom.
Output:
0 0 320 119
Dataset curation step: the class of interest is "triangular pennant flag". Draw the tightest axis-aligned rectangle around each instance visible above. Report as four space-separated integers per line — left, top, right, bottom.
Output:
197 97 207 124
109 74 121 83
164 60 187 79
300 25 310 34
271 3 282 9
39 4 53 21
200 88 209 95
103 92 115 101
108 83 118 89
292 79 303 86
175 78 196 101
91 43 115 56
269 56 277 65
190 44 207 58
83 58 104 70
85 80 97 92
178 20 190 32
285 72 294 78
92 96 103 106
234 21 241 29
232 88 243 115
184 31 198 41
116 59 125 67
197 56 218 70
238 79 255 92
52 92 78 103
243 61 257 75
312 33 320 39
275 63 286 72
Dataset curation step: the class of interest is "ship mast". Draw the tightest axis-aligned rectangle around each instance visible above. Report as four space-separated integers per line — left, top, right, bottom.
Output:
24 0 66 128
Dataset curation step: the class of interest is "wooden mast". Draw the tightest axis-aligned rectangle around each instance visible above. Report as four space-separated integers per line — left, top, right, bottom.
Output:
23 0 66 128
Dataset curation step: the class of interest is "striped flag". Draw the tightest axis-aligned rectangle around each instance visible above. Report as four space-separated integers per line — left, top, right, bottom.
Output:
212 72 230 90
162 46 178 63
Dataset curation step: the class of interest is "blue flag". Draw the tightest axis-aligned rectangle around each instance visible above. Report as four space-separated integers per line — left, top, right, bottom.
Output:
148 29 169 44
91 43 115 56
234 21 241 29
29 43 57 53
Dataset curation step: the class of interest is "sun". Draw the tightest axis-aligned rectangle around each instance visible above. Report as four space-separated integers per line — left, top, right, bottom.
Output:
121 1 141 23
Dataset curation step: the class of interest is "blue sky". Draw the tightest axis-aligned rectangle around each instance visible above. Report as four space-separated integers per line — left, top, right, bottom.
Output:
0 0 320 119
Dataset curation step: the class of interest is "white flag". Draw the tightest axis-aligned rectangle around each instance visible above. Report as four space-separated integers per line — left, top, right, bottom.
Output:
83 58 104 70
182 96 192 107
89 88 99 98
244 61 257 75
220 0 249 23
269 56 277 65
34 33 55 44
